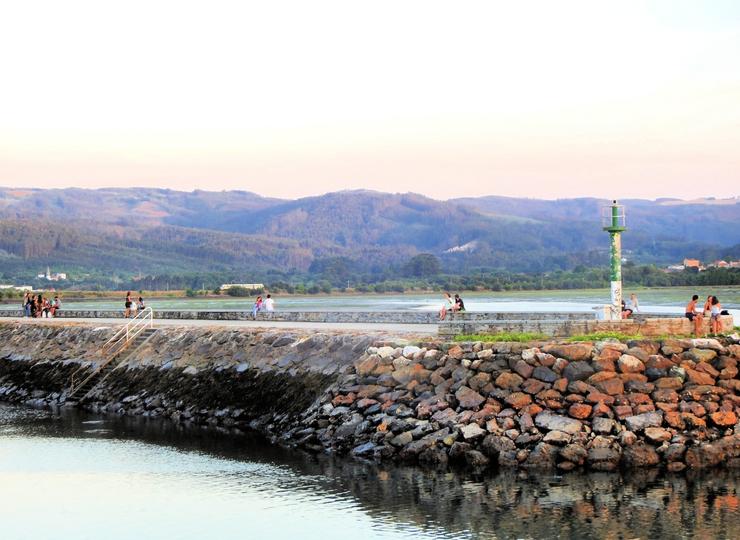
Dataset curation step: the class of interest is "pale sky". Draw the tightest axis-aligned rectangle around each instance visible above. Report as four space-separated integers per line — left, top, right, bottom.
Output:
1 0 739 200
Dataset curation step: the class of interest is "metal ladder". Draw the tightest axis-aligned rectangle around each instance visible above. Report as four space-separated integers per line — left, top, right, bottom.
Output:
67 307 156 402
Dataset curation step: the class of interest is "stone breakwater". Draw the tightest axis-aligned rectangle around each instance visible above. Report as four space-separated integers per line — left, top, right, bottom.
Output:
1 321 739 473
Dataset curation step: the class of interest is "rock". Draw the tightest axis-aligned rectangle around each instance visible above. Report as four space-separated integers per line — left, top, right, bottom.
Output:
402 345 421 358
513 360 534 379
617 354 645 373
685 348 718 363
543 430 571 445
460 423 486 440
447 345 464 359
390 431 414 447
377 346 395 359
455 386 485 409
592 417 616 434
182 366 197 375
481 434 516 458
655 377 683 390
560 443 588 465
594 377 624 396
464 449 490 468
644 427 672 444
535 412 583 434
625 411 663 432
522 442 559 469
709 411 737 427
622 442 660 467
495 372 524 389
568 403 592 420
664 443 686 462
543 344 593 362
690 338 722 351
351 442 376 457
587 447 621 471
685 369 715 386
505 392 532 410
532 366 558 383
619 430 637 446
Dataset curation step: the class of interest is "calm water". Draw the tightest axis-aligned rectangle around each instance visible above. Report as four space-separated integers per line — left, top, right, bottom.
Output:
1 404 738 540
2 286 739 318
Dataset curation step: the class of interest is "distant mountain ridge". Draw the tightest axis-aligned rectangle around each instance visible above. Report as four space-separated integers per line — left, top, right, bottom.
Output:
0 187 737 281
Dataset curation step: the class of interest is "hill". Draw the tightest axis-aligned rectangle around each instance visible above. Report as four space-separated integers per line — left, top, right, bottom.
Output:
0 187 737 286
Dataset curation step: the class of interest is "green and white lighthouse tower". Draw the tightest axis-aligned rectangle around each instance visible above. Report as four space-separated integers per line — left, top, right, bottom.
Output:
602 200 626 320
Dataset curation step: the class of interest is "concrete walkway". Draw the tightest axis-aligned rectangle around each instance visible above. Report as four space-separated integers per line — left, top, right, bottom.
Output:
1 316 439 335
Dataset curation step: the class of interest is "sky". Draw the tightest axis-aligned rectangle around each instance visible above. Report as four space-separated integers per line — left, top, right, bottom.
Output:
1 0 739 201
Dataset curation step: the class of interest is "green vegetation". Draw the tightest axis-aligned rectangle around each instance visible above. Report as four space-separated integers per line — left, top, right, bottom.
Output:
454 332 548 343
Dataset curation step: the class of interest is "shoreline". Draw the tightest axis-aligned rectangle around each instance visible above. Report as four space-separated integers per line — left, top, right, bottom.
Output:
1 321 739 474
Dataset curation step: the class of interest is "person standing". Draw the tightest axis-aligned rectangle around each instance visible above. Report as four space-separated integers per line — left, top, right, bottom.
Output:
22 292 31 317
685 295 704 336
263 294 275 314
252 295 263 319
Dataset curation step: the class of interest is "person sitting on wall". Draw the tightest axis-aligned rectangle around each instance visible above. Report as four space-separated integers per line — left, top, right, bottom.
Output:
439 292 454 321
685 294 704 336
454 294 466 312
51 295 61 317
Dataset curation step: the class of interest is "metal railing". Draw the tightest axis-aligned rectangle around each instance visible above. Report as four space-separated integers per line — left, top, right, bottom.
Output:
68 307 154 395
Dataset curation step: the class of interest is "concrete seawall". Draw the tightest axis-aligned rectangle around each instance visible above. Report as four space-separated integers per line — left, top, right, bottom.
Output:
1 321 738 473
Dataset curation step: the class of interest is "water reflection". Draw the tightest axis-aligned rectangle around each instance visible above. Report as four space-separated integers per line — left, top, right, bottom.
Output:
1 404 738 539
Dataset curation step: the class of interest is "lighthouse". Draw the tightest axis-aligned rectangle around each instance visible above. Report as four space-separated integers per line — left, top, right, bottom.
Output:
602 200 626 320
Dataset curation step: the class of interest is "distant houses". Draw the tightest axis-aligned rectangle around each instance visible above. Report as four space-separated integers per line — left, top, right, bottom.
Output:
36 266 67 281
219 283 264 292
665 258 739 273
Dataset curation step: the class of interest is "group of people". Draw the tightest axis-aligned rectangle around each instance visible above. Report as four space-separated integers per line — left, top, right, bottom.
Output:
22 292 61 318
686 294 727 335
251 294 275 318
124 291 146 318
439 292 465 320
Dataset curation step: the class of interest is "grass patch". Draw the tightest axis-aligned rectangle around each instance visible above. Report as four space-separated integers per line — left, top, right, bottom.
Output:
566 331 644 343
454 332 548 343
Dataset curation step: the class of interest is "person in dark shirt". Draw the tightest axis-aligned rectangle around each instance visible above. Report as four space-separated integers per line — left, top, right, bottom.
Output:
454 294 466 312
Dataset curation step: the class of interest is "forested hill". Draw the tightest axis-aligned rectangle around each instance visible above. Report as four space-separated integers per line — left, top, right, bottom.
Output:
0 187 737 283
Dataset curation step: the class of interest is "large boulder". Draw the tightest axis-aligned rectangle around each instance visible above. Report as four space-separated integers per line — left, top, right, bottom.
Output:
543 344 593 362
534 412 583 434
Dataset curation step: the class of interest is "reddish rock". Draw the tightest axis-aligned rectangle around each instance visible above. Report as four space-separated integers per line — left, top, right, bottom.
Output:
652 389 680 403
543 344 593 362
618 354 645 373
655 377 683 390
586 391 615 405
592 358 616 372
680 401 706 417
667 462 687 472
355 356 380 376
506 392 533 410
620 373 649 383
523 404 544 416
566 393 585 403
681 413 707 429
588 371 617 384
513 360 534 379
664 411 685 429
627 393 652 406
656 403 678 413
521 378 548 395
595 377 625 396
633 403 656 414
720 366 738 380
709 411 737 427
613 405 634 419
622 442 660 467
356 398 379 409
537 353 557 367
332 393 356 406
553 377 568 393
591 401 612 417
685 369 715 386
695 362 720 378
447 345 464 359
568 403 592 419
495 372 524 390
597 348 622 363
647 354 675 370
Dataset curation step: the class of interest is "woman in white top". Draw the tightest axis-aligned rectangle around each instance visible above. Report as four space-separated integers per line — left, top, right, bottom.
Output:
439 292 454 321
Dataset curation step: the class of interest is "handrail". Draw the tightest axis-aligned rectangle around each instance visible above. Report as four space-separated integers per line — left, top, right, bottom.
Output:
68 308 154 396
